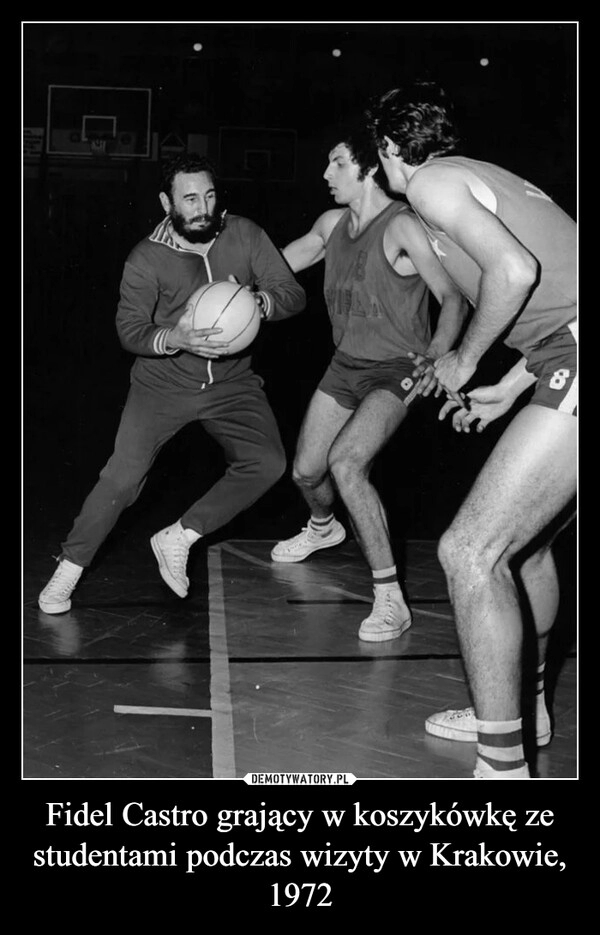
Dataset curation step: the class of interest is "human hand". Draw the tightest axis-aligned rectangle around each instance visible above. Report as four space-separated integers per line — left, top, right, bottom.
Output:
433 349 477 391
168 303 231 358
227 274 267 318
433 350 478 410
438 383 517 432
407 351 438 397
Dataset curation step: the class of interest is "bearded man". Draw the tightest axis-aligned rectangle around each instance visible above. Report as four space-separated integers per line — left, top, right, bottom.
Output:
39 154 305 613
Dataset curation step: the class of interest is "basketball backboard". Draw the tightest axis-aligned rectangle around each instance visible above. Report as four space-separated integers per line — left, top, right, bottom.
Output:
218 127 296 181
46 85 152 158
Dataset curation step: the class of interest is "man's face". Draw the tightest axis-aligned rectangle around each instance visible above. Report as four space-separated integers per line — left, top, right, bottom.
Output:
165 171 222 243
377 137 407 193
322 144 366 204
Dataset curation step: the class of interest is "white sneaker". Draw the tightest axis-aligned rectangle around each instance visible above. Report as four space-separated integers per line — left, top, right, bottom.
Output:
38 559 83 614
271 519 346 563
358 587 412 642
151 521 191 598
425 706 552 746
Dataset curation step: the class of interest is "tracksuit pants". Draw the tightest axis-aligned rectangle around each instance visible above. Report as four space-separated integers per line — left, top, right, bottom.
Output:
60 372 285 566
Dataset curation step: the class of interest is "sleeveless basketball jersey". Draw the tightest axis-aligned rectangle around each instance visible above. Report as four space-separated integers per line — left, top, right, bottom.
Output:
413 156 576 356
323 202 431 360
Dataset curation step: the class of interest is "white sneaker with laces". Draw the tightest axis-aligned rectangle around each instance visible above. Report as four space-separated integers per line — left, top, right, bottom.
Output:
426 706 552 746
38 559 83 614
151 521 191 598
358 587 412 642
271 519 346 563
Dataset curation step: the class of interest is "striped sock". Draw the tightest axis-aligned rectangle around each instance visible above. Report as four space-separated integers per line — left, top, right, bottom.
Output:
475 718 530 778
536 662 551 739
308 514 335 537
373 565 398 588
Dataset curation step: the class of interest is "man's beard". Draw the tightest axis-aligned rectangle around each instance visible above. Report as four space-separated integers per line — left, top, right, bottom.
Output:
170 205 225 244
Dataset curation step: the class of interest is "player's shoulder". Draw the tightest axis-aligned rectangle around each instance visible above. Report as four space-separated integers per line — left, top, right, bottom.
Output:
386 201 419 224
128 235 158 265
385 203 424 240
224 213 263 236
315 207 346 236
407 161 472 201
319 207 346 222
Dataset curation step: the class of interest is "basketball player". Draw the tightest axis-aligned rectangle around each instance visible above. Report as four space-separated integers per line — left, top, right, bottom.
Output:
39 154 305 613
367 82 576 776
271 126 467 642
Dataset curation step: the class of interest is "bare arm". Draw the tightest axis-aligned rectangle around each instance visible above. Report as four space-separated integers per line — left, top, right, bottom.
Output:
282 209 345 273
385 211 469 399
386 211 468 359
407 166 539 392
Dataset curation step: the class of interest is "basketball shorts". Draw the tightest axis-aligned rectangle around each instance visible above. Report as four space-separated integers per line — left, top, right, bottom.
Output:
318 349 422 410
526 320 578 416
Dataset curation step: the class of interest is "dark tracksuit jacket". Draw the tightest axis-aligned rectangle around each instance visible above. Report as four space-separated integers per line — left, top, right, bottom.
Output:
61 214 306 566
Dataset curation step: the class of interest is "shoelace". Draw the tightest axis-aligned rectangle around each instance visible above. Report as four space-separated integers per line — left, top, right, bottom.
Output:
46 566 79 595
165 539 189 572
372 590 397 622
446 708 473 721
287 527 322 546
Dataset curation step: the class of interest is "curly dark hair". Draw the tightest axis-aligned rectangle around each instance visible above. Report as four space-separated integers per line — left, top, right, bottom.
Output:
160 153 219 200
330 121 389 188
366 81 460 166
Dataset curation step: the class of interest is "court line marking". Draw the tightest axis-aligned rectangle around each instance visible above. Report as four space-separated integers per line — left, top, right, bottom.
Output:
114 705 212 717
207 545 237 778
36 647 580 663
221 542 453 620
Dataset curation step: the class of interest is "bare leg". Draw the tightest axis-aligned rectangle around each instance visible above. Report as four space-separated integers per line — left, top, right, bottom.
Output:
517 506 575 656
517 510 575 745
438 404 577 721
328 389 408 570
292 389 354 517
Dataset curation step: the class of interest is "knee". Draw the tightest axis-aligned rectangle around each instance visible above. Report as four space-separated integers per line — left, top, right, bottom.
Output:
292 459 326 491
99 458 146 498
327 446 362 492
438 522 513 585
437 525 462 578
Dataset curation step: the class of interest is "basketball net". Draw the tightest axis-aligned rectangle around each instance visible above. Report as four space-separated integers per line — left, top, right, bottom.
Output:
89 138 109 159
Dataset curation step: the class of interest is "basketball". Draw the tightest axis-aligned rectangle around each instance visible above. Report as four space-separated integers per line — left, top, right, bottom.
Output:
188 280 261 354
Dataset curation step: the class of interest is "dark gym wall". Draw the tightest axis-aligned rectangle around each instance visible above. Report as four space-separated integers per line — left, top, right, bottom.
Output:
23 22 577 543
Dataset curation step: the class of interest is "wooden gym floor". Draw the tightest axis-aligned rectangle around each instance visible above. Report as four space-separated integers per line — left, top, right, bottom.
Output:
23 325 577 782
23 530 576 780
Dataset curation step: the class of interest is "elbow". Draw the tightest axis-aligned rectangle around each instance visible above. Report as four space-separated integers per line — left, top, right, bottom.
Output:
290 287 307 314
267 290 306 321
115 326 133 353
503 253 540 296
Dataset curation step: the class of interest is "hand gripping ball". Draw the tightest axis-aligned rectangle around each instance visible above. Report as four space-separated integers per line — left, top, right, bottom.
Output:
188 280 261 354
